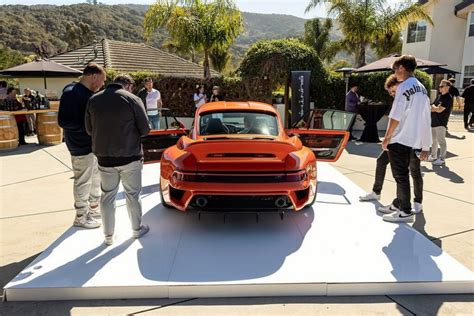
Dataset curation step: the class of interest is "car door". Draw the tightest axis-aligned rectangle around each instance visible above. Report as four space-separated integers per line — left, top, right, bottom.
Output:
142 108 190 164
287 109 356 162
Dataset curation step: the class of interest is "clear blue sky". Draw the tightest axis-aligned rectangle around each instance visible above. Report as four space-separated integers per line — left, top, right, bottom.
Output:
2 0 405 19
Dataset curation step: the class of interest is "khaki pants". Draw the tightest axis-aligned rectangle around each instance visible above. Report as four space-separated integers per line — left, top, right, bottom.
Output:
71 153 101 216
431 126 447 160
98 160 143 236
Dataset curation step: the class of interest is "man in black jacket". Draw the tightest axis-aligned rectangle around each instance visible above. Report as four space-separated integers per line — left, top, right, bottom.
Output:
462 79 474 130
85 74 151 246
58 63 106 229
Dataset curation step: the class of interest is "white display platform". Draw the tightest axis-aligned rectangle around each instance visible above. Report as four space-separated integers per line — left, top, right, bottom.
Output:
4 163 474 301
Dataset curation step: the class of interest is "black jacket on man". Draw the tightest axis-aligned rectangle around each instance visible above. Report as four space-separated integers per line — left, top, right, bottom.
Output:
58 82 94 156
137 88 148 110
85 83 151 167
462 85 474 106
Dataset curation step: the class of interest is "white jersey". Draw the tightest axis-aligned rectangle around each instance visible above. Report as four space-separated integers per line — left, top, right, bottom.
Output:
146 88 161 115
194 93 206 108
388 76 432 151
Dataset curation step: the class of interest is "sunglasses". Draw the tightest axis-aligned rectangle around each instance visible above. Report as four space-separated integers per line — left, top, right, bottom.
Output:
439 85 447 88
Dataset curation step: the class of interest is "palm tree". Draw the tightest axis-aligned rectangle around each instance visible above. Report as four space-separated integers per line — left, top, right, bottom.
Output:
144 0 243 79
209 44 232 72
305 0 433 67
302 18 336 62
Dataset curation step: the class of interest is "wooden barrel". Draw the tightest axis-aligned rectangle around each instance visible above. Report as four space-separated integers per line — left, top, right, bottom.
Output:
48 100 60 111
0 114 19 151
36 112 62 145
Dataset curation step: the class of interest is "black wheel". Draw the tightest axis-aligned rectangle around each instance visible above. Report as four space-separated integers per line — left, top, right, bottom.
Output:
159 184 172 209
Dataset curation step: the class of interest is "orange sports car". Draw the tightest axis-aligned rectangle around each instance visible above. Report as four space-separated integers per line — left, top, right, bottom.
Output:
142 102 355 213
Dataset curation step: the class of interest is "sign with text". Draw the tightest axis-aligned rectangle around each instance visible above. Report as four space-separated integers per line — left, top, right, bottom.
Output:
290 71 311 126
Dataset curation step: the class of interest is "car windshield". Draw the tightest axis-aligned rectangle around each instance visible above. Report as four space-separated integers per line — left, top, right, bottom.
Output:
199 111 279 136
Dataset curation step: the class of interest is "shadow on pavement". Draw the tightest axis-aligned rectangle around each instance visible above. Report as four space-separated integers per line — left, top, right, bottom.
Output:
0 253 40 298
0 143 46 157
413 212 442 248
420 165 464 184
1 294 473 315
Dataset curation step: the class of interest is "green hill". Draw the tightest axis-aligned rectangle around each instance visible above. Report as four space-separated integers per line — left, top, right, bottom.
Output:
0 4 352 69
0 4 306 55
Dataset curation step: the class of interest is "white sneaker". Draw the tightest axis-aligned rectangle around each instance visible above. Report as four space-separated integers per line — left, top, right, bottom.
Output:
133 225 149 239
359 191 381 201
73 214 101 229
412 202 423 214
383 210 414 223
432 158 445 166
377 203 400 214
104 235 114 246
427 155 437 162
88 205 101 219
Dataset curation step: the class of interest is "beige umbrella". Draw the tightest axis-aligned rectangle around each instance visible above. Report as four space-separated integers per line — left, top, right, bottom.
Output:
354 54 445 73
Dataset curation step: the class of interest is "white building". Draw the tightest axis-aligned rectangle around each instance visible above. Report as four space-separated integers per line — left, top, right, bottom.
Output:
401 0 474 88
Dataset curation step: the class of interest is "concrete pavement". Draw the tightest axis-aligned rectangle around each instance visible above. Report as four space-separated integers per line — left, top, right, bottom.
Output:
0 118 473 315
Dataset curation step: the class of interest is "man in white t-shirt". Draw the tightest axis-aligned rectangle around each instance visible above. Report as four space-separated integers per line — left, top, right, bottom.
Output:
379 55 431 223
138 77 162 129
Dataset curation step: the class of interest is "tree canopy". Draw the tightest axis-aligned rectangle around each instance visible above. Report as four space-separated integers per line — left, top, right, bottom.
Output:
306 0 432 67
144 0 243 79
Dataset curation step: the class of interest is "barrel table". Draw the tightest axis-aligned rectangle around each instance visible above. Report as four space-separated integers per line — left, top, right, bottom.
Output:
0 114 19 151
36 112 62 145
0 109 62 148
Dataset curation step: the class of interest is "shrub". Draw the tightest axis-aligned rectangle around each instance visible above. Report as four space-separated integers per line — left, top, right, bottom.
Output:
239 39 327 97
322 70 433 111
105 70 271 117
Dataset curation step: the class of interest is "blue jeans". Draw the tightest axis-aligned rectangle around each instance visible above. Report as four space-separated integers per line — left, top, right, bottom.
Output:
148 114 160 129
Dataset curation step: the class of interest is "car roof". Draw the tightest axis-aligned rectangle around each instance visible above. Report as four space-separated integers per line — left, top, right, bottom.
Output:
197 101 277 115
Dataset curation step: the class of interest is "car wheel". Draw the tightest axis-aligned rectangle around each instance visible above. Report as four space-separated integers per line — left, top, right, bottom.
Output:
159 184 172 209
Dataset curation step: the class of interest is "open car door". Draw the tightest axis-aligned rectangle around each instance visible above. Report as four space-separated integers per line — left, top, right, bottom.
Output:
142 108 189 164
287 109 356 162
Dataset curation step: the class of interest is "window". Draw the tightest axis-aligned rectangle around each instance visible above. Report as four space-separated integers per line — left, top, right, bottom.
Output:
407 21 427 43
469 13 474 37
463 65 474 87
199 111 279 136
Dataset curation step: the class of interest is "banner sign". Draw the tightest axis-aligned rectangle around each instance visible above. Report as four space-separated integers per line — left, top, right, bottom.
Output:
290 71 311 126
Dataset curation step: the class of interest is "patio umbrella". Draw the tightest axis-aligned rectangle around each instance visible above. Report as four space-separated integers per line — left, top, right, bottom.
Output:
419 66 460 75
354 54 445 73
0 59 82 89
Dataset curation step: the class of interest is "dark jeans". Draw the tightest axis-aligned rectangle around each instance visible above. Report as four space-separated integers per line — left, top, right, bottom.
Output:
17 121 26 145
372 150 423 203
387 143 413 214
464 103 474 127
348 113 357 139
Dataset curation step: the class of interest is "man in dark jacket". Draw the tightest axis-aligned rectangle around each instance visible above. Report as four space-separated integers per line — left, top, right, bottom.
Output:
345 82 359 140
462 79 474 130
85 74 151 246
58 63 106 229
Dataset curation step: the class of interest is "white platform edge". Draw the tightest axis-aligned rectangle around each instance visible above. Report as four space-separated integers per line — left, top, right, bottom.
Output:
4 163 474 301
5 282 474 301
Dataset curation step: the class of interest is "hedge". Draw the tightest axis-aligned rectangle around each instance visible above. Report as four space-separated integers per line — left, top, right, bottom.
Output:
104 68 432 117
105 70 272 117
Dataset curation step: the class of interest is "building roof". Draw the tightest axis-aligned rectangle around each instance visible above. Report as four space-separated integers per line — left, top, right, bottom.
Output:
455 0 474 15
50 39 220 78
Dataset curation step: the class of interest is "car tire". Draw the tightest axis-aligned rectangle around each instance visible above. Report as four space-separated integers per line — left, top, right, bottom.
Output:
159 184 172 209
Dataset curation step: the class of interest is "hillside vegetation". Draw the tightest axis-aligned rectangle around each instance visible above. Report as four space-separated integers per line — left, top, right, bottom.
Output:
0 4 308 63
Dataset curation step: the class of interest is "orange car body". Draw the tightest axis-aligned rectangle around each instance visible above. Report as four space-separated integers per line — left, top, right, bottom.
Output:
151 102 351 212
